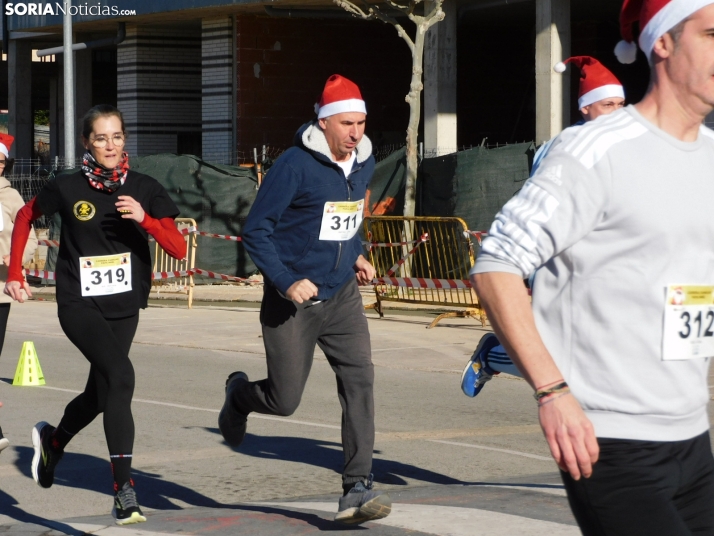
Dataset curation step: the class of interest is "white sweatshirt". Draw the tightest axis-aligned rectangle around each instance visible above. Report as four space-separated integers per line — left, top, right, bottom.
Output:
473 106 714 442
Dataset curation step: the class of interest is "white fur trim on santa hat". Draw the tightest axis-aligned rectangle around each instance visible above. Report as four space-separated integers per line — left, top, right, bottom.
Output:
578 84 625 109
614 40 638 64
639 0 714 61
0 143 9 159
317 98 366 119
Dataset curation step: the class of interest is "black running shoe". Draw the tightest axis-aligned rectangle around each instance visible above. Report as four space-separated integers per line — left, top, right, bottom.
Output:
335 475 392 524
31 421 63 488
112 481 147 525
218 371 249 447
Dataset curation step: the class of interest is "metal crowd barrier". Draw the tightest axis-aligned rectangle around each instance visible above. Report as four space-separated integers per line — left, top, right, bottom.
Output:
151 218 197 309
364 216 486 328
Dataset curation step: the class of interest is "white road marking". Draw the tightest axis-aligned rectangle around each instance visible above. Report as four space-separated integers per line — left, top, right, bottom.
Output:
256 502 580 535
372 343 464 352
428 439 553 461
38 387 553 455
476 484 567 497
38 386 342 430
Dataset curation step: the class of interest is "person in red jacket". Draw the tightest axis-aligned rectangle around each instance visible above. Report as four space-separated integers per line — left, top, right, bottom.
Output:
4 104 186 525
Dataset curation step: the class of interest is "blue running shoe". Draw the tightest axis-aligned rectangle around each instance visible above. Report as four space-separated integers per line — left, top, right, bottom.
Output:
461 333 500 397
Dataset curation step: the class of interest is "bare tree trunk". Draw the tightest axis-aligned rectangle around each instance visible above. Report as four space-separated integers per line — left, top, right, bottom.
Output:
332 0 444 217
404 25 425 217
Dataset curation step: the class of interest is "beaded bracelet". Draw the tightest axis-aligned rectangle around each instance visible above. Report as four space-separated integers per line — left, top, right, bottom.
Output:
533 381 569 402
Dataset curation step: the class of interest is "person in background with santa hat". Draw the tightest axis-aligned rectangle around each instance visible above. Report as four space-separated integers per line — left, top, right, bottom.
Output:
0 133 38 453
218 74 391 525
471 0 714 532
461 56 625 398
531 56 626 174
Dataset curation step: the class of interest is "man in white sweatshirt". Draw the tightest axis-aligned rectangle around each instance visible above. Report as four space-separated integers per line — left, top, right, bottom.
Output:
471 0 714 534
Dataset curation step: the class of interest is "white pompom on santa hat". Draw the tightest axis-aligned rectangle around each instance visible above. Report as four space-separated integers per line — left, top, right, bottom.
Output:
0 133 14 159
553 56 625 109
614 0 714 64
315 74 366 119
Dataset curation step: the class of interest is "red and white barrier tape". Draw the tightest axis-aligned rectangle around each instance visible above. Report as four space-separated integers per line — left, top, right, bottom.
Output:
181 226 242 242
191 268 260 284
151 269 194 281
463 230 488 246
373 276 471 289
24 269 471 291
23 269 56 280
363 239 423 250
385 233 429 277
150 268 261 284
26 268 261 285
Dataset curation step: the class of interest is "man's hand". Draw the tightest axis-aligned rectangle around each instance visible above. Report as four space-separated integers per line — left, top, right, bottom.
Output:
4 280 32 303
354 255 376 285
539 393 599 480
115 196 146 223
2 255 10 266
286 279 318 304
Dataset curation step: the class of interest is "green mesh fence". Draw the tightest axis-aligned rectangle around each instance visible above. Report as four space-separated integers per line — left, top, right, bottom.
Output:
43 145 533 281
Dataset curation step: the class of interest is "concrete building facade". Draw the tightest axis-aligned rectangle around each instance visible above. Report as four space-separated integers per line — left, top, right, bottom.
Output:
1 0 703 161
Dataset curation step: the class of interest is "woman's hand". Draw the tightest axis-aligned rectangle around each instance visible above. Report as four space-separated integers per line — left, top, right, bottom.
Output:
4 280 32 303
115 196 145 223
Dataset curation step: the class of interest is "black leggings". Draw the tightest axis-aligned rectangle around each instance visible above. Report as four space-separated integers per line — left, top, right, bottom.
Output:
0 303 11 356
0 302 10 437
57 308 138 455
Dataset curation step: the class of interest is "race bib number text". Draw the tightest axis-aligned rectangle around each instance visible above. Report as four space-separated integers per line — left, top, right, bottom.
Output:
319 200 364 241
662 285 714 360
80 253 132 297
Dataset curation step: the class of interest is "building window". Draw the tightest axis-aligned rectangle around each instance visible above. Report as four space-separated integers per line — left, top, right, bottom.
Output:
32 50 55 62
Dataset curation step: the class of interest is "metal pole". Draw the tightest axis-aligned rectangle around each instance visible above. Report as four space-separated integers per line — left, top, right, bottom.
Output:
63 0 75 168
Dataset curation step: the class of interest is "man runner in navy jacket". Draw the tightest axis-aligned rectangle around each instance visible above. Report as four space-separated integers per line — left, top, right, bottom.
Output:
218 74 391 525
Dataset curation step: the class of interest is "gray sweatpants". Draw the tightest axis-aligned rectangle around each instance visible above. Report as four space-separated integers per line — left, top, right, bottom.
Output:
232 279 375 485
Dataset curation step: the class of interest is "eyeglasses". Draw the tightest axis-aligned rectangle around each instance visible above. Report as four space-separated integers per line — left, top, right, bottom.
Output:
90 134 125 148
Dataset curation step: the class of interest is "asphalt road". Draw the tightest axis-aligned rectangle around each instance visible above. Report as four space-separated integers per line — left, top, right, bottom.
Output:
0 300 706 535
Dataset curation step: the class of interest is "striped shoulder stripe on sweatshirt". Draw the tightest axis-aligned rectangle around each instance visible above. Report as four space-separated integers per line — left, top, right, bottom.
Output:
481 180 560 276
561 111 648 169
481 111 647 277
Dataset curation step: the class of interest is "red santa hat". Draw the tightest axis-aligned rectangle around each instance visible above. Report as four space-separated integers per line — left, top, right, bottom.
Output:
315 74 366 119
615 0 714 63
0 133 14 159
554 57 625 109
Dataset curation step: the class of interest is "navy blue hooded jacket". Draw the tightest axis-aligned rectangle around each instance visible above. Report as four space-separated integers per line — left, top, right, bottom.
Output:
242 121 374 300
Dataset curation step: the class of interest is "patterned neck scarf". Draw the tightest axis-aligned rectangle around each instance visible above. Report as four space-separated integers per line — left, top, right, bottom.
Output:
81 151 130 193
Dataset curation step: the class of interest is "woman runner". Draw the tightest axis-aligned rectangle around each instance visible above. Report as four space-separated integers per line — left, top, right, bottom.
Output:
4 104 187 525
0 132 38 453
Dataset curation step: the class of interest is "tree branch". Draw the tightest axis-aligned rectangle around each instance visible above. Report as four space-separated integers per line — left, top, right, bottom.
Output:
424 0 444 28
424 7 445 30
332 0 374 20
368 4 415 52
386 0 410 12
